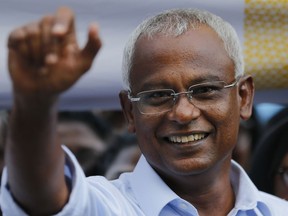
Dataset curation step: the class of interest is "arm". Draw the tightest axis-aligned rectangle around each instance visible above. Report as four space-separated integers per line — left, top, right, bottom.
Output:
5 7 101 215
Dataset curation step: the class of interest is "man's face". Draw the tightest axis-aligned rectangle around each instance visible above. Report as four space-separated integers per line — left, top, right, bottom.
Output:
121 25 253 179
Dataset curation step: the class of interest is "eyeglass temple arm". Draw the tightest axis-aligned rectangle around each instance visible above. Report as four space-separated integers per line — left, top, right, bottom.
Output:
127 92 140 102
224 76 241 89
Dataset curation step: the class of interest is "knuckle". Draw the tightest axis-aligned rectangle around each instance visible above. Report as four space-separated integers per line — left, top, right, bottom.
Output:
8 29 26 48
25 23 40 38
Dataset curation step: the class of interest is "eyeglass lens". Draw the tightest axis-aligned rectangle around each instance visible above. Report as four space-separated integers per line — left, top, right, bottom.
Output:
137 81 231 114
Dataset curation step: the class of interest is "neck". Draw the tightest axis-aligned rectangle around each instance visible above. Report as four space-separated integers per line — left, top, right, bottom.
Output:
159 158 235 216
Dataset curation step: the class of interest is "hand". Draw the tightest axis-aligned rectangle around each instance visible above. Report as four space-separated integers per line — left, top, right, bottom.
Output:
7 7 101 96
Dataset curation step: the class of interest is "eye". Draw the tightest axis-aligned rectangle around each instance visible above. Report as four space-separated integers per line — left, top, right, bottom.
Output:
193 85 219 94
148 91 171 98
140 90 173 105
189 82 224 99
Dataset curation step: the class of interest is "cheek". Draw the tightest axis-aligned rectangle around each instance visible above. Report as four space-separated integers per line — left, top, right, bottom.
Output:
134 114 156 134
210 100 240 150
133 115 161 152
224 110 240 138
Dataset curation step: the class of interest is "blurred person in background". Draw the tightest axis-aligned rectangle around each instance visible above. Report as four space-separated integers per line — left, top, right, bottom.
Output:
94 110 141 179
232 107 261 172
250 106 288 200
0 111 8 181
57 111 110 176
103 132 140 180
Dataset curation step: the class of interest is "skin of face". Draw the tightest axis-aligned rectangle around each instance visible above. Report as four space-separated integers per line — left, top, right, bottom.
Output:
274 153 288 200
120 25 254 189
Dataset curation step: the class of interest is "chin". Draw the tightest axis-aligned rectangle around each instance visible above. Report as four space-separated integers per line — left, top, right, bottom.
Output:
164 156 215 176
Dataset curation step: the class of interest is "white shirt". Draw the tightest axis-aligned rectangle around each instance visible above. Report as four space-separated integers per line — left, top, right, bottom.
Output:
1 147 288 216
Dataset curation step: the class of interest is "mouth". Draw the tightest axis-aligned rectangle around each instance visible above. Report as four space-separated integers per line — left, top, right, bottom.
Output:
167 133 208 144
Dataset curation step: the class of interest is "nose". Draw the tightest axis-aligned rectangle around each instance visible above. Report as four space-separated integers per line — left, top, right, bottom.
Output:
167 94 201 124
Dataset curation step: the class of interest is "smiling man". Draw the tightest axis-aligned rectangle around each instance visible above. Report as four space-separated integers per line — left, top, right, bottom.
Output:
1 7 288 216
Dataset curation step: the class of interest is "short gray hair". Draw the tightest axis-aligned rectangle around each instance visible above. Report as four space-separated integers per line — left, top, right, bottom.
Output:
122 8 244 90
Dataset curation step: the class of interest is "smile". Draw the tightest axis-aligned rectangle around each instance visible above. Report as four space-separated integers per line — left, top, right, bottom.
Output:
168 133 207 143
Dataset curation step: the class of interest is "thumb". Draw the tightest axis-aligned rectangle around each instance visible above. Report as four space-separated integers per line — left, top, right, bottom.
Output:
80 23 102 71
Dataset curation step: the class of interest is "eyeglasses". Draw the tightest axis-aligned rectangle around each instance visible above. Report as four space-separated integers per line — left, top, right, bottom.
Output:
278 167 288 186
128 77 241 115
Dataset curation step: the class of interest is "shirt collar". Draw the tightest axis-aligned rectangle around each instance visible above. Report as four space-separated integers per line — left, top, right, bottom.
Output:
130 156 270 215
230 160 270 213
130 155 179 216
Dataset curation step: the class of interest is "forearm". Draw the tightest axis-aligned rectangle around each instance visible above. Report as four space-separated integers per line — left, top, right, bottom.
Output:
5 94 69 215
4 6 101 214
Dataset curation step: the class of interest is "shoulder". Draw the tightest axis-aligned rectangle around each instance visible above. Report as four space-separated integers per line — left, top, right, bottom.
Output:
259 191 288 205
85 172 135 200
258 191 288 214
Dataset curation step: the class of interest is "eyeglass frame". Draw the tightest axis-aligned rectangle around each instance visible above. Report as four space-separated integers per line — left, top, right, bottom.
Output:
128 76 242 115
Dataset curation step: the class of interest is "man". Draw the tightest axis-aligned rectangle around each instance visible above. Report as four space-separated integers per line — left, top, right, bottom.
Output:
1 7 288 216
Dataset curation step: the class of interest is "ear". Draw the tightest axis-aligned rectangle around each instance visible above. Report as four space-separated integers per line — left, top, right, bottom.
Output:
238 75 255 120
119 90 136 133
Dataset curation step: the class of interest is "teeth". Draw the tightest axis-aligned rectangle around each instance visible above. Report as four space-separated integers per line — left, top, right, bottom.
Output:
169 133 206 143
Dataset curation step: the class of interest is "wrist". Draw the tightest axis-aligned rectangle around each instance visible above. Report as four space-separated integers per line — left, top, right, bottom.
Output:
12 91 59 112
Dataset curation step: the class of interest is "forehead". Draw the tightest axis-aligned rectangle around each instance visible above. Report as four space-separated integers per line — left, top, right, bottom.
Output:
130 25 235 91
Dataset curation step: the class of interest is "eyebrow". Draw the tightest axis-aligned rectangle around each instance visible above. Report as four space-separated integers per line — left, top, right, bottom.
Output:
139 82 172 92
189 75 222 84
139 74 223 91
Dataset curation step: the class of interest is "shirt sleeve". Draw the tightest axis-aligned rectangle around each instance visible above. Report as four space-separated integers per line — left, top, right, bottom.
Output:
0 146 141 216
0 146 89 216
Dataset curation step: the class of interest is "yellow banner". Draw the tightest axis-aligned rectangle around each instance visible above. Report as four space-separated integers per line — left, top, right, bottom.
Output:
244 0 288 89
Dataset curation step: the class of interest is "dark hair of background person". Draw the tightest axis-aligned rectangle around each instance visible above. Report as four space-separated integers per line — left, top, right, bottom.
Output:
232 106 262 171
57 111 112 176
249 106 288 194
57 110 140 177
58 111 112 141
0 111 8 178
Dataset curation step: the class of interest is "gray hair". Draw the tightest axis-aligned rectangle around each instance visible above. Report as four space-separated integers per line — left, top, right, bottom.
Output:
122 8 244 90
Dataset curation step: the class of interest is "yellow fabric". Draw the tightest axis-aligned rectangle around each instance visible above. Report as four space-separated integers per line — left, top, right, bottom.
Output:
244 0 288 89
